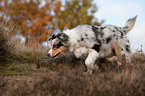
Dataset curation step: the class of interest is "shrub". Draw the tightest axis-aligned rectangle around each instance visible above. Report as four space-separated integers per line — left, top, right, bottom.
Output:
0 24 15 65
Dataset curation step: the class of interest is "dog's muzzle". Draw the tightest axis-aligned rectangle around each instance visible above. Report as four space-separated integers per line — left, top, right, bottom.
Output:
47 52 60 58
47 53 51 57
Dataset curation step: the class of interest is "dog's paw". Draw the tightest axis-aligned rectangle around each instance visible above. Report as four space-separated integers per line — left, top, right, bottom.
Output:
83 70 93 75
117 61 122 66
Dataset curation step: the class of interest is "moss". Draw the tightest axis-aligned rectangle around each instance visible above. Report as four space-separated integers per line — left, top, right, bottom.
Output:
0 63 39 76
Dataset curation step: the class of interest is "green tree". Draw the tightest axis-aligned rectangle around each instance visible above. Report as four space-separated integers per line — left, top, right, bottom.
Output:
56 0 101 31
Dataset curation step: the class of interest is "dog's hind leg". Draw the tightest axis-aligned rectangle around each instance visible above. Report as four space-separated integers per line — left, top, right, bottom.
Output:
112 42 123 64
85 49 99 75
121 52 131 73
112 42 131 73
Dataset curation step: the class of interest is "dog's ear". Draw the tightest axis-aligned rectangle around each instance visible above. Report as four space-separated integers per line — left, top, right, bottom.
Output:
56 33 69 41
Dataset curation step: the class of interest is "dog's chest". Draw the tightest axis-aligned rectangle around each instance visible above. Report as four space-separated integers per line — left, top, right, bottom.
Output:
99 43 113 57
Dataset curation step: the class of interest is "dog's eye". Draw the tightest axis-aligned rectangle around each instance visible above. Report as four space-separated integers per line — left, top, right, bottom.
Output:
53 42 63 50
53 46 58 50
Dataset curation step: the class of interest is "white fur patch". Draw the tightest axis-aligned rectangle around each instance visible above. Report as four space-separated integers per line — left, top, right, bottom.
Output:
48 49 53 56
85 49 99 74
63 25 96 52
74 47 89 58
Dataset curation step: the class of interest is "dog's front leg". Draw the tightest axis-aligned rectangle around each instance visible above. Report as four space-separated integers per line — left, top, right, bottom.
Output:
74 47 89 58
74 48 83 58
85 49 99 75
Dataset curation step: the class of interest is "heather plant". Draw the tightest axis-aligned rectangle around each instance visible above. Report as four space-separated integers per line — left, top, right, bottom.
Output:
2 54 145 96
0 23 15 64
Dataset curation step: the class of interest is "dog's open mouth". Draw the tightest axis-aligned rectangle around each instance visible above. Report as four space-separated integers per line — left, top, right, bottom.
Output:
52 52 60 58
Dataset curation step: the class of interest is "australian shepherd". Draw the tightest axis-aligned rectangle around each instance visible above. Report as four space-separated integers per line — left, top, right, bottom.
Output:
47 16 137 74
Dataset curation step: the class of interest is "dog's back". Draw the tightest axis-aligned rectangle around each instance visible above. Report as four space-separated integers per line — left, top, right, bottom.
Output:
63 25 97 52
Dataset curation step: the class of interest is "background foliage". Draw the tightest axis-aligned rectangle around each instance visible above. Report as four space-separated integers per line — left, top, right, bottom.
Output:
56 0 100 30
0 0 100 43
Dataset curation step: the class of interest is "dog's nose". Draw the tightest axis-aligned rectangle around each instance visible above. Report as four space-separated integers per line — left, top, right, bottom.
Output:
47 53 51 57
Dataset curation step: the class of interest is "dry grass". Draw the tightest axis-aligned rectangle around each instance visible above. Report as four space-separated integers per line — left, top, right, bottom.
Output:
0 23 15 65
0 19 48 65
0 16 145 96
1 29 145 96
0 53 145 96
14 43 48 63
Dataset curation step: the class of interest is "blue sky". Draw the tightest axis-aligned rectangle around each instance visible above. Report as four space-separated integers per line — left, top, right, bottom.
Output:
94 0 145 52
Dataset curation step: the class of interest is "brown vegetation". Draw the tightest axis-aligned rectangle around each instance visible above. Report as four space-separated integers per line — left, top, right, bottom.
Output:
0 50 145 96
0 0 100 44
0 23 15 64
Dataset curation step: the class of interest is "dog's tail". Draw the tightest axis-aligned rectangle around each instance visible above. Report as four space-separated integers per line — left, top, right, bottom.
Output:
124 15 137 33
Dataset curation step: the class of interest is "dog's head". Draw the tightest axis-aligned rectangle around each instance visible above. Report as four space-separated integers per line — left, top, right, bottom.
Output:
47 33 69 58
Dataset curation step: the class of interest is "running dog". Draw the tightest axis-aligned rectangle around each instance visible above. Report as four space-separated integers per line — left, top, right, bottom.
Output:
47 16 137 74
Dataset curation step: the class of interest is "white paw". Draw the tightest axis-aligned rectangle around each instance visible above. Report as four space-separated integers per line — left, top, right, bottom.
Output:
117 61 122 66
84 70 93 75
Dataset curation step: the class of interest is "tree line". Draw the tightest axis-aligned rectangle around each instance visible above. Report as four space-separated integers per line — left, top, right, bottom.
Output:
0 0 101 43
